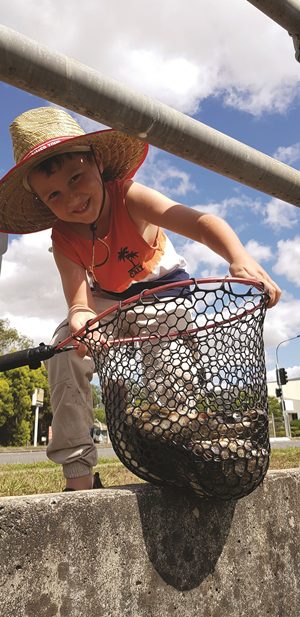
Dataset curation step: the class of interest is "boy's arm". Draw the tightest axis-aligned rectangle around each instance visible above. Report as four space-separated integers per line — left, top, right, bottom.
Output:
124 181 281 308
53 245 97 355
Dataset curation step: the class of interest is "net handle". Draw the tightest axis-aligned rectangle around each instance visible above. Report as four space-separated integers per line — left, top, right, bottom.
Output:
56 276 267 351
0 343 75 372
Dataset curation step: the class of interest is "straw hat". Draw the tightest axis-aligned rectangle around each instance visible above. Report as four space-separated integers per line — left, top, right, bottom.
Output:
0 107 148 234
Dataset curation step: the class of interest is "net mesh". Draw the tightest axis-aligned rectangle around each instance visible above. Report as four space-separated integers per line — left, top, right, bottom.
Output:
77 279 269 500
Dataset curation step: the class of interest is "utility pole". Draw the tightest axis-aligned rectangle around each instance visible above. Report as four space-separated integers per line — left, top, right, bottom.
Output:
32 388 45 447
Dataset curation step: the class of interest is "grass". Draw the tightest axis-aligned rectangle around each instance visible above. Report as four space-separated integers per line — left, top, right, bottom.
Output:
269 447 300 470
1 448 300 498
0 457 143 498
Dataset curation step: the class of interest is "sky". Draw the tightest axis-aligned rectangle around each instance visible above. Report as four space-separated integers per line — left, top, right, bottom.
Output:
1 0 300 383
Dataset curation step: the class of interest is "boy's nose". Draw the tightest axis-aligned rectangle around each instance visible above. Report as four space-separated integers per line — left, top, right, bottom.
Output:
66 189 82 207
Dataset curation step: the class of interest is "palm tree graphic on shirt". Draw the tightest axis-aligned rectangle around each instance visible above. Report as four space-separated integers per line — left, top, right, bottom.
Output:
117 246 144 278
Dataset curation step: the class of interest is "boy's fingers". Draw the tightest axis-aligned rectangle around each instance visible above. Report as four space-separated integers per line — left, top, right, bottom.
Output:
262 277 281 308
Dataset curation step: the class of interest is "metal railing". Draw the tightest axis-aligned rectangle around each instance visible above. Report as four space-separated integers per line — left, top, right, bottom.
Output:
1 25 300 206
0 234 8 274
247 0 300 61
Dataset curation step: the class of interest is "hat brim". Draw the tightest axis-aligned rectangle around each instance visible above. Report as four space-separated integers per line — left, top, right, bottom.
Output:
0 129 148 234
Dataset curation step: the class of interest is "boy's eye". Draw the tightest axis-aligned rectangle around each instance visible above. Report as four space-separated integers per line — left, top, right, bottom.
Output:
48 191 59 201
71 173 82 183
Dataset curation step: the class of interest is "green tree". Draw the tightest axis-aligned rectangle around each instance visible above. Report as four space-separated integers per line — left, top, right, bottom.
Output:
0 364 51 446
290 419 300 437
268 395 282 418
94 405 106 424
0 318 32 353
268 395 285 437
0 373 14 431
92 383 102 407
92 384 106 424
0 319 51 445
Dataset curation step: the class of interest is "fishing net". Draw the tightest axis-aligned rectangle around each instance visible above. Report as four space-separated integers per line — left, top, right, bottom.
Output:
76 278 270 500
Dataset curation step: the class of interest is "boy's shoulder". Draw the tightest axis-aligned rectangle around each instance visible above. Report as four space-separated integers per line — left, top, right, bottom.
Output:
105 177 133 202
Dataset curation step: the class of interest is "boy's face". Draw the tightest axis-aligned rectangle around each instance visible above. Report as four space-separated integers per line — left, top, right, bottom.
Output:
28 153 104 224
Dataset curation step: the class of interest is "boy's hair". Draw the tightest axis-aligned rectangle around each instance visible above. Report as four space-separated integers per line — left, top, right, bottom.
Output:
34 150 94 176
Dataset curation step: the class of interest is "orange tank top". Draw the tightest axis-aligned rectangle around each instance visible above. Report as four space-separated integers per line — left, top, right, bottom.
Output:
52 180 167 293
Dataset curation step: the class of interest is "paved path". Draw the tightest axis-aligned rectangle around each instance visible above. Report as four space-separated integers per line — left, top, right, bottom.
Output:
270 437 300 449
0 438 299 465
0 446 116 465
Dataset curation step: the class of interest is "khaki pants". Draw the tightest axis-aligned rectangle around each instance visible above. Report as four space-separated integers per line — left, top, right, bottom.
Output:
46 290 198 479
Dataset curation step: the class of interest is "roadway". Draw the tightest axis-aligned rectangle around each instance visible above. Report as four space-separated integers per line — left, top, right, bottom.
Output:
0 445 116 465
0 438 299 465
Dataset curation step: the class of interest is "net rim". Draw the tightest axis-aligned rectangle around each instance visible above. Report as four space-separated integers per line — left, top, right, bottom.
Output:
56 276 267 350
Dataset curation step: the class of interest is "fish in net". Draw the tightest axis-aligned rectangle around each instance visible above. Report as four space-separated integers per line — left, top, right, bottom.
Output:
75 278 269 500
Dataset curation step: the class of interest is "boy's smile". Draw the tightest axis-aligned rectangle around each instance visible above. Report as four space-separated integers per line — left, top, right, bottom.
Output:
28 155 104 225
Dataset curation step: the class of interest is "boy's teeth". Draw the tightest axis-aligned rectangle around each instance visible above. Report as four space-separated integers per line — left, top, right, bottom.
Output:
75 202 88 213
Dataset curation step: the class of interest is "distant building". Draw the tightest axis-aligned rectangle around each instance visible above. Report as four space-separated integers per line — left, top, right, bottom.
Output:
267 378 300 420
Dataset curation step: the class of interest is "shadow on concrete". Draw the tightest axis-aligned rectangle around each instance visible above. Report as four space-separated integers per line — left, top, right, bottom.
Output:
136 486 236 591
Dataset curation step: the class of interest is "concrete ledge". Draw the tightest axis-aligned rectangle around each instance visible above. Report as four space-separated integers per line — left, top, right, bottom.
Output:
1 470 300 617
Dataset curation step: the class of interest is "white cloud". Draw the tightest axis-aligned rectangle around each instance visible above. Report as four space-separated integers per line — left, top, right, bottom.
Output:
263 198 300 230
267 365 300 382
119 50 202 114
0 231 67 344
184 194 261 219
1 0 300 117
274 236 300 286
273 143 300 165
287 365 300 379
266 367 276 383
169 197 273 277
179 239 227 277
2 314 59 347
264 294 300 349
179 232 272 277
222 82 299 117
136 148 196 197
244 239 272 262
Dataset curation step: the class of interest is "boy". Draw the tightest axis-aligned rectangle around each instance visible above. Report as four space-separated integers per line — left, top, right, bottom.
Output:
0 107 281 491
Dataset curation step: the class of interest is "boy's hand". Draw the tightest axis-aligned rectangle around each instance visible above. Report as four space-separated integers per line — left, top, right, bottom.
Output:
68 307 98 357
229 258 281 308
69 307 110 357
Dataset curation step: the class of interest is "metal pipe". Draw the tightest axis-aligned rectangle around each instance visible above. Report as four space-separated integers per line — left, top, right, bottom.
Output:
247 0 300 33
275 334 300 368
246 0 300 61
2 25 300 206
0 233 8 275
